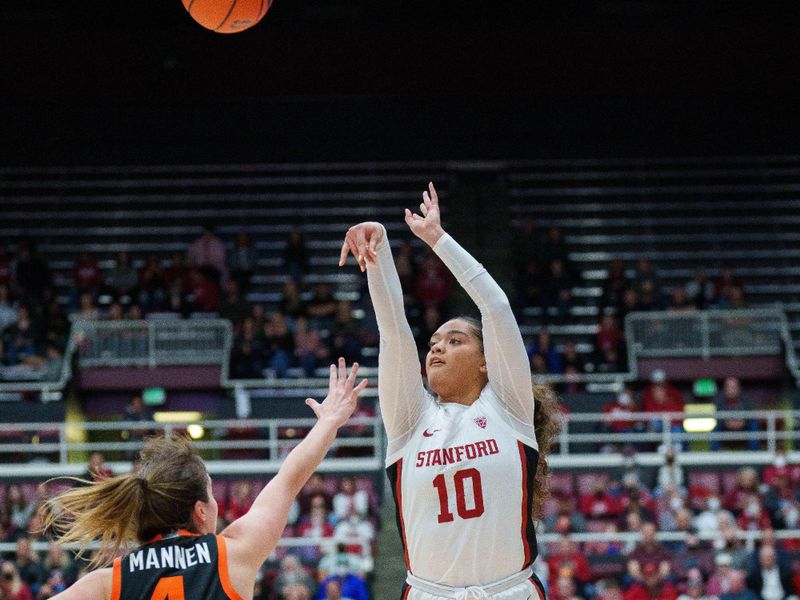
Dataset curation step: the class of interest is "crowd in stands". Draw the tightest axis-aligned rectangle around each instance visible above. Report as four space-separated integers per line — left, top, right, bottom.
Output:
0 463 378 600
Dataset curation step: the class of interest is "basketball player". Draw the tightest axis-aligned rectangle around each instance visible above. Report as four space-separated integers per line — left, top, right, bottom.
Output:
339 183 558 599
43 358 367 600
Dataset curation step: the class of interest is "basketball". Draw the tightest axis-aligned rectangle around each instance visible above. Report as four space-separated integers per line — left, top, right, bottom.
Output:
181 0 273 34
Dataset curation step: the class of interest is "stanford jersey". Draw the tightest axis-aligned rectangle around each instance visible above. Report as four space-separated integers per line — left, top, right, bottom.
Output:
111 531 242 600
366 227 541 595
387 390 538 586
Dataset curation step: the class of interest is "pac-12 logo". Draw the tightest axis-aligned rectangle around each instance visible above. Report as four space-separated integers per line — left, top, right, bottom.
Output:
474 416 487 429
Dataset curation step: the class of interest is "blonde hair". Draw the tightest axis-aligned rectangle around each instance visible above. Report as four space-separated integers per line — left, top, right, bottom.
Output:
42 434 209 567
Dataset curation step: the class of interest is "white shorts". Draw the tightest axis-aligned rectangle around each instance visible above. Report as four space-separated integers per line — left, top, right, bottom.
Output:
403 580 539 600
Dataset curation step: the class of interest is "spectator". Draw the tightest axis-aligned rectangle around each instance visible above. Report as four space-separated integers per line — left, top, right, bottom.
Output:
297 475 333 516
223 480 256 523
283 226 309 284
40 297 69 351
294 317 330 377
0 561 34 600
0 285 17 333
70 292 100 322
0 247 11 289
561 340 585 375
762 449 800 489
546 536 592 590
541 226 571 267
712 377 759 451
307 283 338 331
274 555 316 600
13 238 50 301
543 494 587 534
659 507 693 547
121 394 153 458
279 279 308 322
413 249 452 310
585 523 623 556
685 270 715 310
137 255 167 313
623 563 677 600
626 522 672 583
528 330 563 374
264 312 295 377
515 259 543 315
633 259 660 304
187 222 227 287
596 315 624 365
676 571 713 600
187 268 220 313
723 468 761 515
603 259 630 310
333 477 369 522
316 574 368 600
656 446 685 493
666 286 696 313
327 302 363 365
541 259 574 324
333 509 374 558
713 267 744 308
71 251 104 301
550 575 583 600
106 250 138 304
317 544 369 582
617 288 642 323
393 239 416 298
38 543 77 598
694 495 734 537
229 231 257 293
79 451 112 483
1 305 41 366
601 387 643 442
718 570 757 600
671 534 716 582
511 218 541 281
580 480 621 521
736 494 772 532
296 502 335 562
3 485 35 538
283 583 314 600
14 536 45 595
641 369 685 439
219 280 249 327
745 544 793 600
414 305 443 362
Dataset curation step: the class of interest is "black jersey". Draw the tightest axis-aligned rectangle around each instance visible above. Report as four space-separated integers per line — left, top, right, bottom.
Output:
111 530 243 600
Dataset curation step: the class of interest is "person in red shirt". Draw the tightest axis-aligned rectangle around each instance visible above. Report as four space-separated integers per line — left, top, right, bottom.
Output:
641 369 685 447
546 536 592 589
623 563 678 600
72 251 104 296
187 268 220 313
602 387 643 435
736 494 773 532
580 479 622 520
723 467 760 515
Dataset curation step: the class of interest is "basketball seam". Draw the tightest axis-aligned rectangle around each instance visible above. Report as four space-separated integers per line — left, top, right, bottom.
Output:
187 0 196 12
215 0 240 31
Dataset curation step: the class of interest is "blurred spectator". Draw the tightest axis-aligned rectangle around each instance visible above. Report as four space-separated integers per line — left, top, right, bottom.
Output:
230 318 266 379
38 543 77 598
580 480 621 521
250 303 268 332
515 260 543 314
294 317 330 377
713 378 759 452
327 302 363 365
546 536 592 590
316 573 368 600
224 481 256 524
105 302 124 321
414 305 443 362
633 259 661 308
671 535 715 582
0 246 11 288
617 288 642 323
137 255 167 313
511 218 541 279
541 259 574 324
675 570 712 600
13 238 50 301
298 474 333 515
596 315 623 364
333 477 369 522
745 544 793 600
121 394 153 458
718 569 757 600
0 285 17 333
585 522 623 556
626 522 672 583
528 330 562 374
333 509 374 558
279 279 308 322
666 286 696 313
283 227 309 284
736 494 772 532
685 270 715 310
694 495 734 537
106 251 138 304
0 561 34 600
413 249 452 310
79 452 112 483
307 283 337 331
550 575 582 600
656 446 685 493
762 449 800 489
725 286 748 310
317 544 369 582
71 251 103 301
187 223 227 287
297 501 335 562
274 555 316 600
713 267 744 308
601 387 643 442
622 563 677 600
1 305 41 366
393 240 416 298
40 297 69 351
283 583 314 600
541 227 571 267
603 260 630 310
560 341 585 374
641 369 685 438
723 468 761 515
229 231 257 293
543 495 587 534
3 485 35 538
70 292 100 321
596 579 623 600
219 280 249 327
14 536 45 595
187 268 220 313
264 312 295 377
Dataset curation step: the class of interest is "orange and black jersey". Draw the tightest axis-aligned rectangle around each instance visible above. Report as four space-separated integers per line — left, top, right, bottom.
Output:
111 531 243 600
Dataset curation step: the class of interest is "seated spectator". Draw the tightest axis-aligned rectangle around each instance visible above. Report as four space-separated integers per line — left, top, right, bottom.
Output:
294 317 330 377
229 231 257 293
297 502 335 562
0 285 17 333
307 283 338 330
723 467 761 515
1 305 41 366
333 509 374 559
3 484 36 537
671 534 716 582
188 222 227 287
0 246 11 289
38 543 77 598
713 266 744 308
13 238 50 302
71 251 104 303
718 570 757 600
0 561 34 600
745 544 793 600
763 449 800 489
737 494 773 532
550 575 585 600
528 330 563 374
541 259 574 324
694 495 735 537
219 280 249 327
106 250 138 304
626 522 672 584
224 480 256 523
121 394 153 459
656 446 684 493
685 270 715 310
541 226 571 267
316 573 368 600
621 488 655 526
617 288 642 323
327 302 363 365
580 480 621 521
393 240 417 301
333 477 369 522
546 536 592 591
600 388 643 446
623 563 677 600
560 340 585 375
264 312 295 377
544 494 587 534
666 286 696 313
641 369 685 441
283 583 314 600
585 523 623 556
283 226 309 284
707 554 735 598
187 268 220 313
317 544 369 582
137 255 167 313
596 314 624 365
79 451 112 483
602 259 630 310
514 259 543 314
712 377 759 451
274 555 316 600
676 570 713 600
413 249 452 310
14 536 45 595
279 279 308 322
298 474 333 515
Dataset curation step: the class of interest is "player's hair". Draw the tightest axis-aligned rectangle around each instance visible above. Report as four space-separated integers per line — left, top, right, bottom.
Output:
457 315 562 520
41 434 209 567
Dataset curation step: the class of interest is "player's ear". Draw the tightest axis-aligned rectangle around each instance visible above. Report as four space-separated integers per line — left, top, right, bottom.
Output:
478 360 488 375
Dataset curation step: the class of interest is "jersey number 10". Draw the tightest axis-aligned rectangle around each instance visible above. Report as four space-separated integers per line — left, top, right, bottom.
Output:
432 468 485 523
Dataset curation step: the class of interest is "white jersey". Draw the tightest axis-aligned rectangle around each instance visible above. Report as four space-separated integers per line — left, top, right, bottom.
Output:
366 228 540 592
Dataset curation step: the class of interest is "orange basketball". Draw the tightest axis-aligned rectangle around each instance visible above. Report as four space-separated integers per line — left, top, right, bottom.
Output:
182 0 273 34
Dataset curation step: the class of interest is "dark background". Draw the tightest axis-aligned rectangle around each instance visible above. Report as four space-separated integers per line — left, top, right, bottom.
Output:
2 0 800 164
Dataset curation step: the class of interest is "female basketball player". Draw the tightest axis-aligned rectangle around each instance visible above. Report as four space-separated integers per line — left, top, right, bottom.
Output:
44 358 367 600
340 183 559 600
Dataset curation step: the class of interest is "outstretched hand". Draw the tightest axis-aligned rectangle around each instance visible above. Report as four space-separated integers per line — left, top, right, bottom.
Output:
305 358 368 428
404 182 445 247
339 222 384 272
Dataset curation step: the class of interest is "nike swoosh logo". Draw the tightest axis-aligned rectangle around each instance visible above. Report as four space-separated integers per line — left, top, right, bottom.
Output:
423 428 441 437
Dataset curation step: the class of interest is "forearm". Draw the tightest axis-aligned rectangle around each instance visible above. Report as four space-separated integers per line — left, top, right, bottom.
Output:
274 419 338 496
366 232 412 339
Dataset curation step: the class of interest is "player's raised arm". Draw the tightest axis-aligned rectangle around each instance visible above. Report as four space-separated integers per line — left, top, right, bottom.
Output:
340 222 429 447
222 358 367 571
406 183 535 427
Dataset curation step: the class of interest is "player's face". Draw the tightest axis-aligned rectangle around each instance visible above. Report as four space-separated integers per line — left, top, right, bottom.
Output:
426 318 487 399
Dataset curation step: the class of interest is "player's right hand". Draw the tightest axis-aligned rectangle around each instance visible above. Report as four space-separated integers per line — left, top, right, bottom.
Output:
305 357 368 428
339 221 384 272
